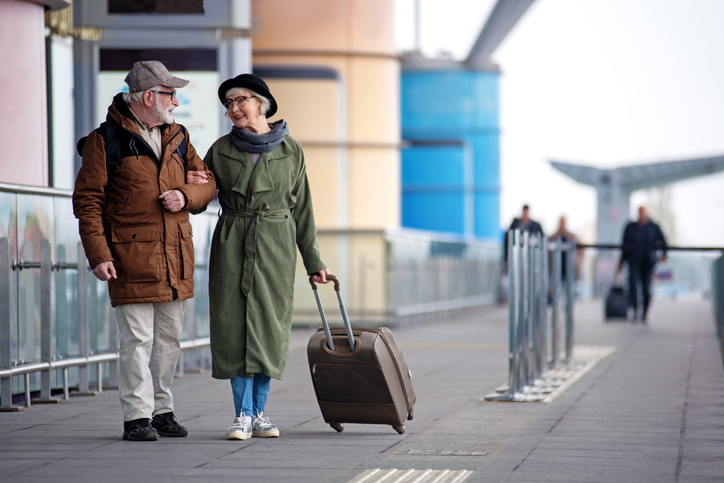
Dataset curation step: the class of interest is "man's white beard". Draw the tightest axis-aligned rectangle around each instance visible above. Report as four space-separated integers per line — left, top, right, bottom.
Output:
153 98 174 125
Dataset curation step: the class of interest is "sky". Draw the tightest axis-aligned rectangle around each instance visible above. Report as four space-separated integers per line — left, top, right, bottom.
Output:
395 0 724 247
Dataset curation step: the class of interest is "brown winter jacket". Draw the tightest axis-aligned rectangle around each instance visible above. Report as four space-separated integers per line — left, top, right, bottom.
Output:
73 94 217 306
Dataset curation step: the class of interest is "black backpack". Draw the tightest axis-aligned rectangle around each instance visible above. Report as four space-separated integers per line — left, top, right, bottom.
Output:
76 120 187 184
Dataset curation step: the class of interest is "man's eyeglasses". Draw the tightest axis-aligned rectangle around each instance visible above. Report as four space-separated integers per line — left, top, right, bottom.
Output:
223 96 255 110
150 90 177 101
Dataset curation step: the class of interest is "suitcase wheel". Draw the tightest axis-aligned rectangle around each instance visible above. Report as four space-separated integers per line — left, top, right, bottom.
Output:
407 408 414 421
392 424 405 434
329 422 344 433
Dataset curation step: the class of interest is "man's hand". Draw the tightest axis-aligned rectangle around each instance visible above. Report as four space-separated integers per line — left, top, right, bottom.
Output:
159 190 186 212
311 268 330 284
92 261 117 281
186 170 209 184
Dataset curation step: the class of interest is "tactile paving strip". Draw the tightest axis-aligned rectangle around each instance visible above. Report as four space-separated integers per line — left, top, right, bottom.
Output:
483 345 616 402
346 468 473 483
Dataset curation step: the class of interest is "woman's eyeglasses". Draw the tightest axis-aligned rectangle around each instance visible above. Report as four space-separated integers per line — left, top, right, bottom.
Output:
223 96 255 110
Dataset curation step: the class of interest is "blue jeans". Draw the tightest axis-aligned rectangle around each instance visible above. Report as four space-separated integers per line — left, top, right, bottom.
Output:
230 374 271 418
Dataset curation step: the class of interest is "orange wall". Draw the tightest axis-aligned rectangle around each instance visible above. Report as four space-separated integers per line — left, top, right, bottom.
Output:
0 0 49 186
252 0 400 230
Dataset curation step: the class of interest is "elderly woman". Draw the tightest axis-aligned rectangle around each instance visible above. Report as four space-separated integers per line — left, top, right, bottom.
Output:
188 74 328 440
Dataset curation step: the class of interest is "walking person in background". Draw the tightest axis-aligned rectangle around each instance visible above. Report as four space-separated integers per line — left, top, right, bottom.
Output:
549 215 583 281
498 204 544 304
616 206 668 322
73 61 217 441
186 74 329 441
503 204 544 270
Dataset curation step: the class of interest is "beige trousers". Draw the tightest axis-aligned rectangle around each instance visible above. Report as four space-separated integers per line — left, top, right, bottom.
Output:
115 300 185 421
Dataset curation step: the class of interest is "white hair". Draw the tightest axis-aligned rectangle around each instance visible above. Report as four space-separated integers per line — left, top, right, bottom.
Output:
224 87 271 116
122 86 161 106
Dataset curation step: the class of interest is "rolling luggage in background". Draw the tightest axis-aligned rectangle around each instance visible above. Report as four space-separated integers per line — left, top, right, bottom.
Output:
605 285 628 320
307 275 416 434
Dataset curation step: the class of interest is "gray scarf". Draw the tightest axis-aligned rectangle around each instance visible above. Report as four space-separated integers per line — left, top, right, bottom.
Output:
229 120 289 153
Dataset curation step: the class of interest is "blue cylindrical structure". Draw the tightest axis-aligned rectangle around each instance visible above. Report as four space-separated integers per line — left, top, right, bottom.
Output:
401 69 500 239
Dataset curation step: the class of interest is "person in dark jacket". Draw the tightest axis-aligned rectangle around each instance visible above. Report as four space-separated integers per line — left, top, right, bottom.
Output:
616 206 667 322
186 74 329 441
503 204 544 269
73 60 217 441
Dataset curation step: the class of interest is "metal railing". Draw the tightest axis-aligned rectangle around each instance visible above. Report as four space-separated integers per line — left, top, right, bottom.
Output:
0 183 502 411
0 237 211 411
486 238 724 403
487 229 576 402
296 229 501 326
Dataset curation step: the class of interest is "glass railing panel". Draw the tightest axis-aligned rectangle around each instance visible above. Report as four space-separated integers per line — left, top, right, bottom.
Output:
54 196 82 363
16 194 55 393
189 211 214 340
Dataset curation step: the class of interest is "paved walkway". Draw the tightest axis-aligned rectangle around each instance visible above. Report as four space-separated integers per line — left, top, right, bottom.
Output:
1 298 723 482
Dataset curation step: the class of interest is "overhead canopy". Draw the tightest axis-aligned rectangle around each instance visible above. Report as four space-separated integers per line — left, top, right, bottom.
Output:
466 0 537 70
551 155 724 191
551 155 724 296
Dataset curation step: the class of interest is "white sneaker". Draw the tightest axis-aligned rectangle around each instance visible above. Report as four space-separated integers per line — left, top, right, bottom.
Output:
226 415 252 440
252 412 279 438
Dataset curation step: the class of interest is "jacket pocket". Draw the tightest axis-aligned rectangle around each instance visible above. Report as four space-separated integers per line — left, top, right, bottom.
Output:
179 222 194 280
110 224 162 282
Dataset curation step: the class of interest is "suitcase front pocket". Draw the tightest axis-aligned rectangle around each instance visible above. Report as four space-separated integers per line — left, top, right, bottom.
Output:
312 364 393 405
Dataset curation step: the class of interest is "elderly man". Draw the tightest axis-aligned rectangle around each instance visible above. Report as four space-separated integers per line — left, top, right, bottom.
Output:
616 206 667 322
73 61 217 441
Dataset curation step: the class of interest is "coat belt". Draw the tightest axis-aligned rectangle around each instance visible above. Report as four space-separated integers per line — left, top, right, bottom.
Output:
221 208 292 296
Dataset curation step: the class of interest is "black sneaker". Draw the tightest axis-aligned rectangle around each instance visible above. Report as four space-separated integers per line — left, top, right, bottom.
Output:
152 412 188 437
123 418 157 441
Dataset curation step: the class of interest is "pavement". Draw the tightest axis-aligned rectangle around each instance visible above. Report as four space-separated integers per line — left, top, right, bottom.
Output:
1 297 723 483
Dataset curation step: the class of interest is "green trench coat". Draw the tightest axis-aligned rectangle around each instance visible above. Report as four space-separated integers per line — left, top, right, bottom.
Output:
204 134 326 380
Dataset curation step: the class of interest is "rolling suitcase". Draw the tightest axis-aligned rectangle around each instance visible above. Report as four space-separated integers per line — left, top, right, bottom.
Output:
307 274 416 434
604 285 628 320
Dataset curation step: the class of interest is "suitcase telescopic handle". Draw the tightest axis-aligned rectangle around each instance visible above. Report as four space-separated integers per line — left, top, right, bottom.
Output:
309 274 356 351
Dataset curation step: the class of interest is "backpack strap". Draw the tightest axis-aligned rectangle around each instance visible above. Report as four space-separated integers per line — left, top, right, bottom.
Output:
103 120 122 184
176 125 188 168
78 121 186 184
75 121 122 185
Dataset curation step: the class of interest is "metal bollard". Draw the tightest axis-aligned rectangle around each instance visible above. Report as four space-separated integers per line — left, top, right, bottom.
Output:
538 236 549 377
564 241 576 364
519 231 530 388
532 234 547 381
550 240 562 367
507 229 520 396
486 232 574 403
527 235 538 384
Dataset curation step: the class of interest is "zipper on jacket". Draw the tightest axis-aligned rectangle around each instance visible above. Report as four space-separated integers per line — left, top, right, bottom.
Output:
119 124 160 163
129 137 139 159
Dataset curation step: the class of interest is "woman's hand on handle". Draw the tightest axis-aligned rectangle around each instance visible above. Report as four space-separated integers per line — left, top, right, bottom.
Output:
311 269 330 284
